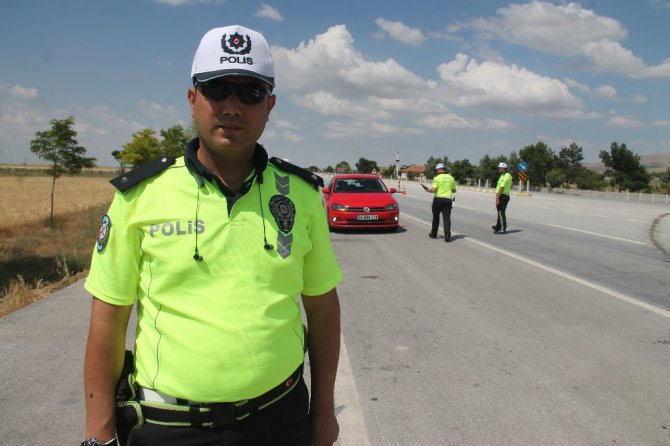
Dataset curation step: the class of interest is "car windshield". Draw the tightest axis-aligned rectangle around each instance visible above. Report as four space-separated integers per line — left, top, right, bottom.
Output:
334 178 388 193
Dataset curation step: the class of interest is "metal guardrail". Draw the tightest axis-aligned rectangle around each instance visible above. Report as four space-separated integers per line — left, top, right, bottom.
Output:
542 187 670 204
456 184 670 205
368 176 670 205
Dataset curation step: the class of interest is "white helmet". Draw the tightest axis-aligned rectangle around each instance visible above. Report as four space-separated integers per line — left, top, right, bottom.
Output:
498 162 508 169
435 163 445 170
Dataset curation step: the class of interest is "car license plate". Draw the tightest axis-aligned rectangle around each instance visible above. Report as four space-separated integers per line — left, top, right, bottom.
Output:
356 214 379 221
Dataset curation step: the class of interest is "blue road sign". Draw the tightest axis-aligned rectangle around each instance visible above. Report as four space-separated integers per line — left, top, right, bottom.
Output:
519 162 527 171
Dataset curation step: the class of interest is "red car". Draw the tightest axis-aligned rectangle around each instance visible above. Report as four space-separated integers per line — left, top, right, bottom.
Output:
322 174 400 231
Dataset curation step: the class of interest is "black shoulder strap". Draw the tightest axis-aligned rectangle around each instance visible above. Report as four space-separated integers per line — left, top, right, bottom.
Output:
269 157 324 190
110 156 176 192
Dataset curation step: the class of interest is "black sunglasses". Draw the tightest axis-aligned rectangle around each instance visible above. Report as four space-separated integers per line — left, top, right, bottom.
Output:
196 81 271 105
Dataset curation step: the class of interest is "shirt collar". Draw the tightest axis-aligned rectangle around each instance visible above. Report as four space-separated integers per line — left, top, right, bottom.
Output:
184 138 269 187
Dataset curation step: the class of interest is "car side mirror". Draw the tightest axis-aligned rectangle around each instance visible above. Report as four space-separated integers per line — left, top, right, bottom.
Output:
389 188 397 194
322 187 331 194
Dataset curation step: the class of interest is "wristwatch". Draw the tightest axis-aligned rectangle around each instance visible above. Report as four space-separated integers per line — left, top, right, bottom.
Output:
81 437 117 446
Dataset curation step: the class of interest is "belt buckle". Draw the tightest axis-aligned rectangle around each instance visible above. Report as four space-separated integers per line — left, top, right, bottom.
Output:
208 403 237 427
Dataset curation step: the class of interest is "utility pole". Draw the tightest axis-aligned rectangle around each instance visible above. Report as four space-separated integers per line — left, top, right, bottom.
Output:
395 151 400 189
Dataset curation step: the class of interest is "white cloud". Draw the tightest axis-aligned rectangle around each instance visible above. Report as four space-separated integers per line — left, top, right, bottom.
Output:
418 113 514 130
296 90 398 120
563 77 591 94
633 94 647 103
605 114 645 128
138 100 179 120
652 120 670 127
374 18 425 47
324 120 423 140
272 25 426 97
447 0 670 78
152 0 225 5
650 0 670 10
283 130 304 142
256 4 283 21
592 85 618 100
274 24 590 129
9 85 39 100
0 101 152 164
437 53 585 116
563 79 619 100
273 118 300 130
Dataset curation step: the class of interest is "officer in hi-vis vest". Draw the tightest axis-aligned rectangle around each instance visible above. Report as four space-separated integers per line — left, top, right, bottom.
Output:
82 25 342 446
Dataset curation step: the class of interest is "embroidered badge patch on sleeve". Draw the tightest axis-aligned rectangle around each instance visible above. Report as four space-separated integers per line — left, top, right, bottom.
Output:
96 215 111 253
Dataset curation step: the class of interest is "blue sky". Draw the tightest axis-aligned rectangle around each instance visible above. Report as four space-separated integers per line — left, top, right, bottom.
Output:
1 0 669 169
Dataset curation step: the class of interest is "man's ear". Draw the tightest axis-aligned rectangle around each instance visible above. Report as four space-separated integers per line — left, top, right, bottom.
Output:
187 87 197 111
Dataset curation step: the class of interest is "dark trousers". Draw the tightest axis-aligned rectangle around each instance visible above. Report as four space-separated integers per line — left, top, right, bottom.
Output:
494 194 510 231
131 377 311 446
431 197 453 237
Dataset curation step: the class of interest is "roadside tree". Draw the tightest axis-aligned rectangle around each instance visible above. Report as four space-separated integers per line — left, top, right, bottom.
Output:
519 141 557 188
30 116 97 225
476 154 506 186
160 125 189 158
111 150 126 173
450 159 475 184
425 156 449 179
336 160 351 173
118 129 161 167
355 157 379 174
558 142 585 185
599 142 650 192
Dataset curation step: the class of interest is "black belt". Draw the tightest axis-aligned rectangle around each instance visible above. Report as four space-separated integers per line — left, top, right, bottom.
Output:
139 364 303 428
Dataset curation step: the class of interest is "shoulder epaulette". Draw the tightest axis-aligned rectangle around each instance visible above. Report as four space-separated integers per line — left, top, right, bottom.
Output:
269 157 324 190
110 156 176 192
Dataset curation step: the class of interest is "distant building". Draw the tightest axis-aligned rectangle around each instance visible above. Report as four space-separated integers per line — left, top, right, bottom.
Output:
401 165 426 176
401 165 426 181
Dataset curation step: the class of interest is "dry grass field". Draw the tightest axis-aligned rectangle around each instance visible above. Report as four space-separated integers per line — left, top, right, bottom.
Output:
0 176 115 227
0 175 115 316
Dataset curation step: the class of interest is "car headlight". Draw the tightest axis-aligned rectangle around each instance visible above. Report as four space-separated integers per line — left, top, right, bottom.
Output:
383 203 398 211
332 203 348 211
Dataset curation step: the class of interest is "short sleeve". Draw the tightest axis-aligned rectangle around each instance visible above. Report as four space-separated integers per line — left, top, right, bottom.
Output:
84 190 142 305
300 191 342 296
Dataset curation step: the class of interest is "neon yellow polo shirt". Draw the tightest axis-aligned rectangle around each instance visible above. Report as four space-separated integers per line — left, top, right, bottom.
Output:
432 173 456 198
496 172 513 195
85 155 342 402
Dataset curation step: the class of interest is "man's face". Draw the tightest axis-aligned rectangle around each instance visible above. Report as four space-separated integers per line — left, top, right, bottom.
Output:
188 76 276 156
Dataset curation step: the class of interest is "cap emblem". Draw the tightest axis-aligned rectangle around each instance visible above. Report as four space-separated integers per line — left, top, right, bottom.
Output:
222 33 252 55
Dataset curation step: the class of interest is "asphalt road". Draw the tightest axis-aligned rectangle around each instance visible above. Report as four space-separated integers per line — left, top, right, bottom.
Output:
1 188 669 445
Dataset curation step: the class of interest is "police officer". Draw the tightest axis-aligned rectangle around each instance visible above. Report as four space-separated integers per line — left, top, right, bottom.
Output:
82 25 342 446
424 163 456 242
492 162 513 233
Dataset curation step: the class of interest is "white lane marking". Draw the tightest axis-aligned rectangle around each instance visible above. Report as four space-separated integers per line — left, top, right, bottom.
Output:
628 219 646 224
548 224 646 246
401 213 670 320
334 335 371 446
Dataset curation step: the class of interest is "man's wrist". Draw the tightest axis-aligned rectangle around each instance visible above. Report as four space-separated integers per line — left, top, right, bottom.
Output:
81 436 118 446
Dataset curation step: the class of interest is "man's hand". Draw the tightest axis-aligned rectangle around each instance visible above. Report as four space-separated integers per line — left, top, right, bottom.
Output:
302 289 340 446
310 410 339 446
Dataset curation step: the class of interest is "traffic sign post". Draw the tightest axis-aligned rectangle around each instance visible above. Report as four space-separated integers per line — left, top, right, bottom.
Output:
518 162 528 194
